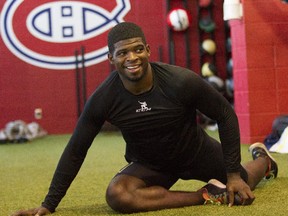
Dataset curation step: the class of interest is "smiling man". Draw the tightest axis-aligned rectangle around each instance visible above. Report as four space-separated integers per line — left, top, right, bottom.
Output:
12 22 277 216
108 36 153 94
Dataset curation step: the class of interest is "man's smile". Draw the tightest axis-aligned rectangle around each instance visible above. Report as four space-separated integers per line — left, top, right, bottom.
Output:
125 64 141 73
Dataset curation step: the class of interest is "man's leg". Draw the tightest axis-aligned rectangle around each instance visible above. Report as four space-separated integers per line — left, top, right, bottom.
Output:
105 163 204 213
197 140 278 194
182 137 277 190
105 142 278 213
242 159 267 190
106 174 204 213
244 142 278 190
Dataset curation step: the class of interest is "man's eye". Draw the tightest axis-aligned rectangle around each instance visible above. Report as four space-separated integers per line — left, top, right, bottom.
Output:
117 51 126 56
136 48 144 53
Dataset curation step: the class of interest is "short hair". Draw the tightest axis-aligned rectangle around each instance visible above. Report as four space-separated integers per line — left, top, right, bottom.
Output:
108 22 146 53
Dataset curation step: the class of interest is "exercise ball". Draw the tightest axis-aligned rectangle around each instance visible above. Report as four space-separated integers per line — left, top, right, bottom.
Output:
201 62 216 77
225 78 234 98
202 39 216 55
226 37 231 52
207 75 225 93
199 16 216 33
167 8 191 31
226 58 233 77
199 0 213 8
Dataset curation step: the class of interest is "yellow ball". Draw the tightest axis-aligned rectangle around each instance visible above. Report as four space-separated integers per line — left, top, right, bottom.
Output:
202 39 216 55
201 62 216 77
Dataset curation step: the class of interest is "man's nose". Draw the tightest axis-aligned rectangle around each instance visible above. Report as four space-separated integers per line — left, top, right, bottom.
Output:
127 51 138 60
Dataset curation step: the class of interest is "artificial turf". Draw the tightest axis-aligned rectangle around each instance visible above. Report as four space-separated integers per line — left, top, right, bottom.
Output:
1 131 288 216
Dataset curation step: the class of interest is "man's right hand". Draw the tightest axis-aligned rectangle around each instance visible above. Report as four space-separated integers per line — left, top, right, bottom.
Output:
11 206 51 216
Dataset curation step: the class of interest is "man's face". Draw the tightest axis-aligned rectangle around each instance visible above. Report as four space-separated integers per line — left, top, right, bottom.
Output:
108 37 151 82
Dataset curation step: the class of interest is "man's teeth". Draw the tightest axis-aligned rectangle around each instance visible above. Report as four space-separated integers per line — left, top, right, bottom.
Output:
127 65 139 69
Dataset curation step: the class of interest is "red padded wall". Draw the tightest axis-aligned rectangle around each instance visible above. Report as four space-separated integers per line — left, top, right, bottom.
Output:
231 0 288 143
0 0 228 134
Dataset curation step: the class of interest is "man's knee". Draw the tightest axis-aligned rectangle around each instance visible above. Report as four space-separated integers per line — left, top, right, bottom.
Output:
105 175 145 213
105 181 132 213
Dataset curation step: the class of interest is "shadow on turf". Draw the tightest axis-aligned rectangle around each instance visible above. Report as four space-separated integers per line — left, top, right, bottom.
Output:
58 204 118 215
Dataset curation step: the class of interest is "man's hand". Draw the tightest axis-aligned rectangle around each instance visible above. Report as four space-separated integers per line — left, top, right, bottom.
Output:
11 206 51 216
226 172 255 206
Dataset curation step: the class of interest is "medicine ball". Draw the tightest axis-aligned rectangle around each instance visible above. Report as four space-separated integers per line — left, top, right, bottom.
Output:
226 58 233 78
201 62 216 77
202 39 216 55
167 8 191 31
207 75 225 93
199 0 213 8
225 78 234 98
226 37 231 53
199 16 216 33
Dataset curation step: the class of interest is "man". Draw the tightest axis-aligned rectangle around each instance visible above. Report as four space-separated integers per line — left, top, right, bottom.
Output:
12 22 278 215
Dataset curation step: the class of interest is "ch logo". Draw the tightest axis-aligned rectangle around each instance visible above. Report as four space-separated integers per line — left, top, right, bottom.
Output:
136 101 152 113
0 0 131 70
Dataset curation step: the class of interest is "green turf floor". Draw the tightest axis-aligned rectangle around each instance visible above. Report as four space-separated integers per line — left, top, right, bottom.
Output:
1 131 288 215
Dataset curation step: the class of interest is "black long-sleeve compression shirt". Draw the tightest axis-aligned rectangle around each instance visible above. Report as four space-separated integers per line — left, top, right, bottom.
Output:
42 62 241 212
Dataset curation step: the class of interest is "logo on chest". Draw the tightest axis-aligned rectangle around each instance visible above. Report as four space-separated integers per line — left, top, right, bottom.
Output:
136 101 152 113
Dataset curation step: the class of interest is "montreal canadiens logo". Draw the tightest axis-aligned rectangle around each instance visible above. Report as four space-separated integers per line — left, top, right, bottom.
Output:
0 0 131 70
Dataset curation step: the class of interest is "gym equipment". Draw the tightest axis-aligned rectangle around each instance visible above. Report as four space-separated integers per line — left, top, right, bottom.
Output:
226 37 231 52
206 75 225 93
166 0 191 68
80 46 87 105
198 0 213 8
75 50 81 118
201 62 216 77
201 39 216 55
182 0 191 69
166 0 174 64
199 16 216 33
74 46 87 118
225 78 234 98
167 8 191 31
226 58 233 77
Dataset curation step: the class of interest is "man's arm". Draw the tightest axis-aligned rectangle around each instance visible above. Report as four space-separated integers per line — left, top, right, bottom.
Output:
181 71 254 205
12 94 106 215
182 71 241 173
41 98 106 212
189 74 254 205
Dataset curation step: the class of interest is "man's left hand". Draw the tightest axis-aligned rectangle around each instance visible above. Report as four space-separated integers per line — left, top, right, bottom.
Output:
226 172 255 206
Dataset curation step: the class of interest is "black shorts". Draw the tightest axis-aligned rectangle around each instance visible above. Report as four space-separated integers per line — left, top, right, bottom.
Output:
115 137 248 189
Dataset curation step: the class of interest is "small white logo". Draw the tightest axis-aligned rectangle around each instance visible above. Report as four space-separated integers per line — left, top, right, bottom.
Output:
136 101 151 113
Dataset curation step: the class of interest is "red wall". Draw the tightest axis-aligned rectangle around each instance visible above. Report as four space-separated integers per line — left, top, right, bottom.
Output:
0 1 169 133
231 0 288 143
6 0 287 144
0 0 227 134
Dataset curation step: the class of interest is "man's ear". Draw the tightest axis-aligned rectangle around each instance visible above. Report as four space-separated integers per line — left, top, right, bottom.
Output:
146 44 151 57
108 53 114 64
